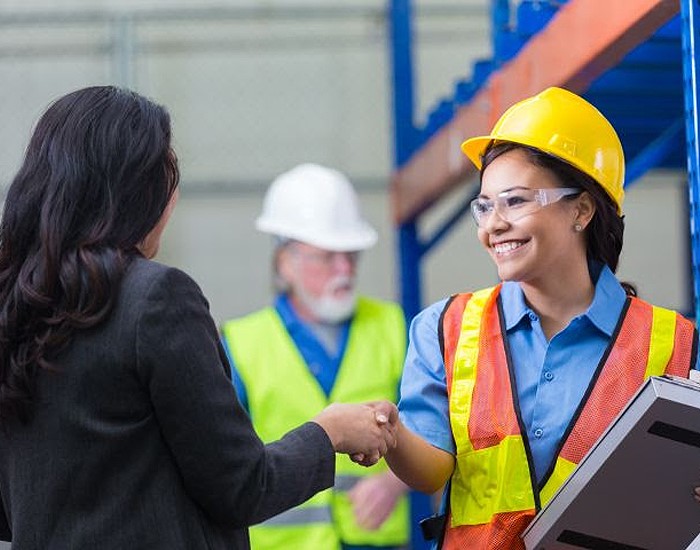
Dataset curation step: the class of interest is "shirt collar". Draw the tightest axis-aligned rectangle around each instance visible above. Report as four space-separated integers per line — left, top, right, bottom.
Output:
501 281 530 330
586 265 627 336
274 293 303 328
500 264 626 336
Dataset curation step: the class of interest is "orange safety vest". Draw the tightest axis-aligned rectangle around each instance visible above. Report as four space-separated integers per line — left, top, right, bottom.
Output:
439 285 697 549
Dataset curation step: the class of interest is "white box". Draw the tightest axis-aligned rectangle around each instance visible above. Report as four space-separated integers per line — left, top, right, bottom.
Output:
522 375 700 550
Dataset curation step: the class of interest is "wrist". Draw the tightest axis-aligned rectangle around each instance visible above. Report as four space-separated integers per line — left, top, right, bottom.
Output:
311 411 344 452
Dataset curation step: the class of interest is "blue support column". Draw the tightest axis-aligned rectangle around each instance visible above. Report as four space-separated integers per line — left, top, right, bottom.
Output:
388 2 433 548
625 119 684 186
389 0 423 321
680 0 700 322
398 222 423 321
389 0 417 169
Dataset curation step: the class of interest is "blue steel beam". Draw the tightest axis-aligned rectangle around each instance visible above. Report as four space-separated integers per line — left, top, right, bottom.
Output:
389 0 423 319
421 186 479 257
681 0 700 322
388 2 434 548
389 0 417 169
625 118 685 186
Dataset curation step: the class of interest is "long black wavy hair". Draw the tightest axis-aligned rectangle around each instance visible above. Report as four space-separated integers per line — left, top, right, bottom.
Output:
481 141 636 296
0 86 179 424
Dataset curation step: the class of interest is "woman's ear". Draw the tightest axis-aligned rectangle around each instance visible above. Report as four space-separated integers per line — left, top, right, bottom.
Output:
574 191 596 230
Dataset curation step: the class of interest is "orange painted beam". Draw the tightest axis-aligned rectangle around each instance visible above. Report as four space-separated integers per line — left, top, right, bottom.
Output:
391 0 679 224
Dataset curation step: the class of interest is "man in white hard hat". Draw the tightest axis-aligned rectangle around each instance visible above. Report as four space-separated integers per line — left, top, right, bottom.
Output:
221 163 410 550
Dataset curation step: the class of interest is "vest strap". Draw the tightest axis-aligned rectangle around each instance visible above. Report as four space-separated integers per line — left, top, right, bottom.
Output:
420 513 447 542
646 306 676 378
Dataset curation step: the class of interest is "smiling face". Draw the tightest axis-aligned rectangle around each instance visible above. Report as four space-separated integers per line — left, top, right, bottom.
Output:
477 148 591 288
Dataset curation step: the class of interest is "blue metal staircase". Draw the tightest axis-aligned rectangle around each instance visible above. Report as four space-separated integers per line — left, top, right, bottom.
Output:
389 0 698 321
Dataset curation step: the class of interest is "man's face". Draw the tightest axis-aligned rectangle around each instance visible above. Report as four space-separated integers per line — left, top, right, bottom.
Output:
279 241 360 323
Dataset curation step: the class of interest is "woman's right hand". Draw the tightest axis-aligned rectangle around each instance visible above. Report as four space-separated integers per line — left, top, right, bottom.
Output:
312 401 398 466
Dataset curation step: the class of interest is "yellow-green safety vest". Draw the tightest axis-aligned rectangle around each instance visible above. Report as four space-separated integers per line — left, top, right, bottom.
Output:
222 297 410 550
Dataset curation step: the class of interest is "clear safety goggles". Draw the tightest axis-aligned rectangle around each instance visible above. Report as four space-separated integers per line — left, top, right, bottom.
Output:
470 187 581 228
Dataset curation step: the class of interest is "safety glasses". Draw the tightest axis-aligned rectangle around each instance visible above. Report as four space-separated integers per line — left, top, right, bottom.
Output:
470 187 581 228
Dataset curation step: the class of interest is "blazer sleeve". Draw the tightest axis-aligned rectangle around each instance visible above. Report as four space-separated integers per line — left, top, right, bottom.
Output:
133 265 335 527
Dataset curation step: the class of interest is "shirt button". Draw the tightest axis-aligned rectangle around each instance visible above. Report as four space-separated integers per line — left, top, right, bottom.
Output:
544 371 554 381
528 312 538 322
534 428 544 438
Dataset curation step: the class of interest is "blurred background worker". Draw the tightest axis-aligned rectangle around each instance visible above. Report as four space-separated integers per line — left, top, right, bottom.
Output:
221 163 410 550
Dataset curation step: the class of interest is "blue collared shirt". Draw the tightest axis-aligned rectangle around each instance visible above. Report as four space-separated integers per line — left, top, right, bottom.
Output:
222 294 351 412
398 265 697 483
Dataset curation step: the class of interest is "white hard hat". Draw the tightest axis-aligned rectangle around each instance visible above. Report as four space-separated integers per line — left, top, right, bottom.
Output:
256 163 378 251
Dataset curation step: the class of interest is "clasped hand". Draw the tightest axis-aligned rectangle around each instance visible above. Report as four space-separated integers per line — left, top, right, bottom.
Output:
313 401 398 467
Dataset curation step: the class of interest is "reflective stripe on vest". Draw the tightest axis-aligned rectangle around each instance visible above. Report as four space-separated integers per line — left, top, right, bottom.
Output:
222 297 409 549
260 474 363 527
333 474 362 492
262 505 332 526
441 288 696 549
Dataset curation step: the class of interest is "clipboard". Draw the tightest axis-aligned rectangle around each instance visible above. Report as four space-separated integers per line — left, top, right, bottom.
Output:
521 375 700 550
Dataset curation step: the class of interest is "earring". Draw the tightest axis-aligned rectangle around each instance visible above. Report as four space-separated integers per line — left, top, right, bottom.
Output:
574 223 583 232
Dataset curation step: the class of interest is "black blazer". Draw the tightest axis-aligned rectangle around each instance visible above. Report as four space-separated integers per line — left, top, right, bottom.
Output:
0 257 335 549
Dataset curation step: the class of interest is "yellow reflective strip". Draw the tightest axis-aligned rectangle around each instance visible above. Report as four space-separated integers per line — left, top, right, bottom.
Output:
450 435 535 526
645 306 676 379
539 457 576 507
450 287 495 454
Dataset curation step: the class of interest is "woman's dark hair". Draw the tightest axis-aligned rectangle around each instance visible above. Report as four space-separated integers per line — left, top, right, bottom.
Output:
481 141 636 296
0 86 179 423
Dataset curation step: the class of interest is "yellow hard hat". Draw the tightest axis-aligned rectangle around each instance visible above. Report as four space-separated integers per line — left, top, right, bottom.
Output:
461 87 625 214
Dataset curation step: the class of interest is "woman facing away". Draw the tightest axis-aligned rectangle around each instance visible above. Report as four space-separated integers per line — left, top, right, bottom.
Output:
0 86 397 549
384 87 698 549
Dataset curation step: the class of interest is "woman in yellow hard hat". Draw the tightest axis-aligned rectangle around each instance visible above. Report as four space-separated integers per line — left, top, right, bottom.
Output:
383 87 698 549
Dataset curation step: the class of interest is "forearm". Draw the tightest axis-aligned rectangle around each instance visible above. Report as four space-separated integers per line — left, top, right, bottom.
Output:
246 422 336 525
139 267 335 526
384 421 454 494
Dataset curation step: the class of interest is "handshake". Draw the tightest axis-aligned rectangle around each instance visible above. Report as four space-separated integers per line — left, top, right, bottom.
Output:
312 401 399 467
